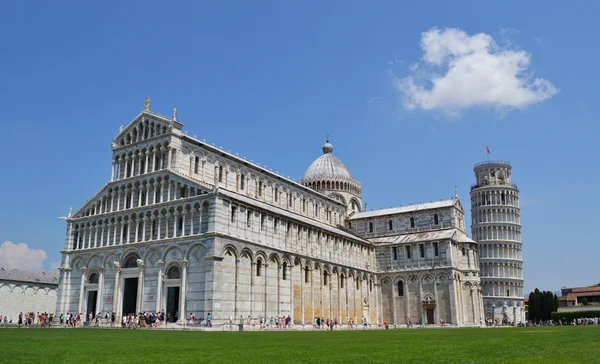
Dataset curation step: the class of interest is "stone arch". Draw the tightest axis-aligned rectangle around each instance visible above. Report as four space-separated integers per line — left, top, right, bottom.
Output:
143 247 161 267
162 244 184 263
254 250 268 264
86 254 102 269
268 253 281 266
71 257 84 270
239 247 253 261
103 253 118 270
164 260 183 278
187 243 208 265
121 249 141 268
393 276 406 284
222 244 239 260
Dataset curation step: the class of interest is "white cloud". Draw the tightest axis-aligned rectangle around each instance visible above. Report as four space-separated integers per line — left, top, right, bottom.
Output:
0 241 48 271
499 27 519 35
396 27 558 116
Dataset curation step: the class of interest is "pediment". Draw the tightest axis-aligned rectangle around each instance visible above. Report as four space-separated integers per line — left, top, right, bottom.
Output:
111 111 183 150
454 198 464 212
71 169 213 219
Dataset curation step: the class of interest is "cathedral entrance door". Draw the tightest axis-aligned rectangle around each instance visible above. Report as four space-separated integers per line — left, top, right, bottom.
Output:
122 278 138 315
426 309 434 324
166 287 180 322
86 291 97 321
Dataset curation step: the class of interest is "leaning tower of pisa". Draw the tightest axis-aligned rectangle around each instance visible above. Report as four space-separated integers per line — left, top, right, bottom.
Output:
470 160 524 324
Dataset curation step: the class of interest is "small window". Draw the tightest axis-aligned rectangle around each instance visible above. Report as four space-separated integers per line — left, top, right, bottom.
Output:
274 188 278 202
398 281 404 297
356 278 360 290
434 242 439 257
434 213 439 225
167 265 181 279
369 222 373 233
324 272 328 286
462 247 466 256
261 214 266 231
123 255 138 268
218 165 223 182
247 210 252 227
88 272 99 284
282 262 288 280
240 174 245 190
388 220 393 230
419 244 425 258
340 274 345 288
258 181 262 196
410 217 415 228
231 206 237 223
194 156 199 174
274 218 278 233
288 193 292 207
507 289 510 297
257 259 262 277
302 199 306 212
392 247 397 260
305 266 309 283
348 222 352 229
406 246 411 259
369 280 373 292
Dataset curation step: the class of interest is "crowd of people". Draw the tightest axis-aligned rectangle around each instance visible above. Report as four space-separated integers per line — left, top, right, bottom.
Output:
2 311 600 329
0 312 55 328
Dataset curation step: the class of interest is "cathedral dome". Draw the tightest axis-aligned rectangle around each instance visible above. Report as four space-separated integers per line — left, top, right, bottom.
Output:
302 140 354 183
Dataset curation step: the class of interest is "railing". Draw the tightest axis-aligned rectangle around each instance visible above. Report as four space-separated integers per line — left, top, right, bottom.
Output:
471 182 518 191
474 160 511 168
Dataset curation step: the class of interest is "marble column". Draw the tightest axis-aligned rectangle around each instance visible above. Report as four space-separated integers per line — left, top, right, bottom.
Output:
178 259 188 323
136 260 145 314
156 260 163 313
392 280 397 325
96 268 104 315
78 267 87 315
113 265 121 318
434 278 440 325
111 160 116 181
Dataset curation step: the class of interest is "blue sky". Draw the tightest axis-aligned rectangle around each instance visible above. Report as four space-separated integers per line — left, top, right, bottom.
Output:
1 1 598 294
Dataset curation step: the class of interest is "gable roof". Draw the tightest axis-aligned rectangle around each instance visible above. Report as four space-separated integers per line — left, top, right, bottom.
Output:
348 198 460 220
0 268 59 285
111 110 183 150
218 188 371 244
366 228 475 245
71 169 215 218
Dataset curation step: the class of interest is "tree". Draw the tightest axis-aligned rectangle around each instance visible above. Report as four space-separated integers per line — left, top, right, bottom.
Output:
528 290 540 321
527 289 559 321
542 291 554 320
582 298 589 306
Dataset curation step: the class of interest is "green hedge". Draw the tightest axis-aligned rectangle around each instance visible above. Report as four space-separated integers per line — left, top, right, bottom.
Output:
551 311 600 321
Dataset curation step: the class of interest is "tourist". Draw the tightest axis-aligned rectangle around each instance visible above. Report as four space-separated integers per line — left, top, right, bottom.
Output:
189 312 195 325
206 312 212 327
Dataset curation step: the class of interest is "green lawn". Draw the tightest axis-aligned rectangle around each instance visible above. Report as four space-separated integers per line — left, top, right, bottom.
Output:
1 326 599 363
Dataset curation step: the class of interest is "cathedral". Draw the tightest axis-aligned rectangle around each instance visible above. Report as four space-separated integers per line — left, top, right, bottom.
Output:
55 104 487 327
